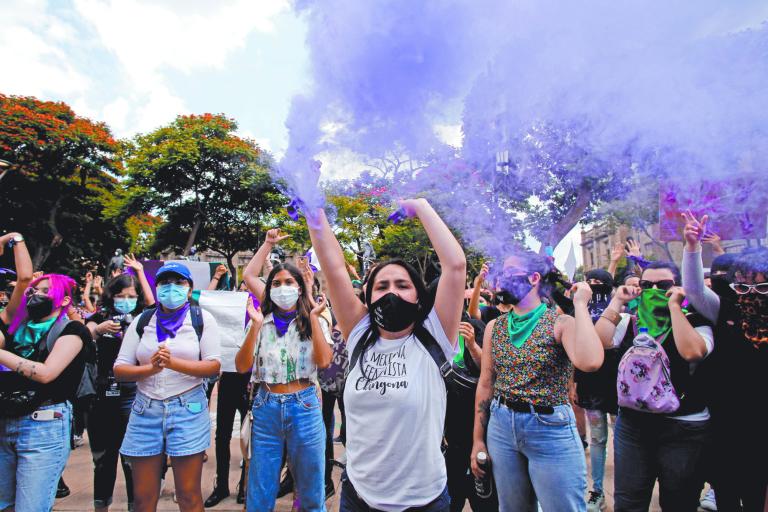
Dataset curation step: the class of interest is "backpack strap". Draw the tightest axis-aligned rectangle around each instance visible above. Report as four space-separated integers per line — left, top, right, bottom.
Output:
347 327 373 376
413 324 454 383
190 305 204 342
135 308 157 339
42 317 72 354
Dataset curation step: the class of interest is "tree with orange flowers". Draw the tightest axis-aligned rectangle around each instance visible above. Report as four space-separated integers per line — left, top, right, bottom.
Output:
0 94 127 273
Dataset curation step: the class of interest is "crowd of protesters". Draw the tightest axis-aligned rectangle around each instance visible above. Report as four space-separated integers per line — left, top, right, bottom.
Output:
0 202 765 512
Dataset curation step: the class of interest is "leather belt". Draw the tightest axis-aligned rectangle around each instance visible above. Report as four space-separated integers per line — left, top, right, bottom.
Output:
496 395 555 415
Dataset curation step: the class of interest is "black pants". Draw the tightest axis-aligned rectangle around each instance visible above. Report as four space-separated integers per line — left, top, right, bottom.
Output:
88 394 134 508
445 441 498 512
340 471 450 512
710 419 767 511
214 372 250 489
614 409 712 512
322 389 342 486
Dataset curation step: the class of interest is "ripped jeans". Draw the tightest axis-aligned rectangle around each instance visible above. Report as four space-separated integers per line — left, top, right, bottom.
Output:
585 409 614 493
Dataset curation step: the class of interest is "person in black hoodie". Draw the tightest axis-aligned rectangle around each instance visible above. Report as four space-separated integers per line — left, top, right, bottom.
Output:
574 268 620 511
682 212 767 511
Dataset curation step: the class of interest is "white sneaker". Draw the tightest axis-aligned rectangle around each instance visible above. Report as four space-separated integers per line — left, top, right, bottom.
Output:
700 488 717 511
73 435 84 448
586 490 605 512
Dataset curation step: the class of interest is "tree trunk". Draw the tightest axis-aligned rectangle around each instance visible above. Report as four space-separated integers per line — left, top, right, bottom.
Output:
227 253 237 290
182 214 203 256
539 182 592 255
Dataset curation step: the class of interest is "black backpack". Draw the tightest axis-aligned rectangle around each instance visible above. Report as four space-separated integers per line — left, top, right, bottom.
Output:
44 318 98 400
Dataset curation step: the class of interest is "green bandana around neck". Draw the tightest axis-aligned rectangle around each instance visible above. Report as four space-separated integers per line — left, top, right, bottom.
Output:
12 316 58 358
636 288 678 339
507 303 547 348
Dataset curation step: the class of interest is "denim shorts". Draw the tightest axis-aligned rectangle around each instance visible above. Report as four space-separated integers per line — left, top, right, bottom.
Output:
120 385 210 458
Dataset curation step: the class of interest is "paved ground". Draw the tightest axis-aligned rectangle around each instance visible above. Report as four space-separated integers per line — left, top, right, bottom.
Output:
54 391 686 511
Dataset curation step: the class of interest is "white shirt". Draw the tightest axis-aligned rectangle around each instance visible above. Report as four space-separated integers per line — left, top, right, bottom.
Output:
612 312 714 421
237 314 332 384
114 309 221 400
343 309 456 512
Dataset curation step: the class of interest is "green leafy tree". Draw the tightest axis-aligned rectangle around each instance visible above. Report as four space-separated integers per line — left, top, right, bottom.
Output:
0 94 126 274
122 113 269 257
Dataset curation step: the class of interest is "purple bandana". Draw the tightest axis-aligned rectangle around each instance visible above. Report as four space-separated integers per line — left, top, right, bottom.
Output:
156 302 190 342
273 309 297 337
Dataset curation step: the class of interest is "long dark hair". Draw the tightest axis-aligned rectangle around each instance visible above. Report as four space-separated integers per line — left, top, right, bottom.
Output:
356 259 433 353
102 274 146 314
261 263 313 340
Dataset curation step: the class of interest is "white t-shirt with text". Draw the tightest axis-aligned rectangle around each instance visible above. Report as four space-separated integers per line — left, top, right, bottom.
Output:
343 308 456 512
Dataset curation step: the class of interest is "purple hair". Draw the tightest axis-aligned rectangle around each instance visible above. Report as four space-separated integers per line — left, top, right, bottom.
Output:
9 274 77 335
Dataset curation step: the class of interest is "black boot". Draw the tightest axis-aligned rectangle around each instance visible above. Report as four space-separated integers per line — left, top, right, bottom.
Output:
236 482 245 504
56 478 70 499
204 483 230 508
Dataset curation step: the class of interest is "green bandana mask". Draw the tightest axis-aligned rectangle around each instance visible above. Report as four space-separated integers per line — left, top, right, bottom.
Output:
637 289 675 339
507 303 547 348
12 316 58 358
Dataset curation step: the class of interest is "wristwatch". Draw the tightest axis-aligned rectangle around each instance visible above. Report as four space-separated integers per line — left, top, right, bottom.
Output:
7 235 24 248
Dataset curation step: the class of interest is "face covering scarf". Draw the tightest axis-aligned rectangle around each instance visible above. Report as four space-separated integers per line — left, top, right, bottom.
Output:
637 288 679 339
588 284 613 323
273 309 297 337
156 302 190 343
738 293 768 347
507 303 547 348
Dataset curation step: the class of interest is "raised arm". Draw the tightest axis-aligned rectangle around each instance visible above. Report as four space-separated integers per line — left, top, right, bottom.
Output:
557 282 604 372
235 298 263 373
607 242 624 279
401 198 466 346
306 209 368 341
667 287 709 362
681 211 720 323
309 295 333 368
123 254 155 307
82 273 96 314
468 263 489 320
208 264 229 291
0 232 33 324
244 229 288 303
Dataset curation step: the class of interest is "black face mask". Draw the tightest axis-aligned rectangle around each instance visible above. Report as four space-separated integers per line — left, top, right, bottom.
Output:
27 294 54 321
498 275 533 306
370 292 421 332
710 274 735 300
588 283 612 322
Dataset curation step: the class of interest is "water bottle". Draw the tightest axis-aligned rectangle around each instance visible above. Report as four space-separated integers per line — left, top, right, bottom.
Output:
474 451 493 498
633 327 655 347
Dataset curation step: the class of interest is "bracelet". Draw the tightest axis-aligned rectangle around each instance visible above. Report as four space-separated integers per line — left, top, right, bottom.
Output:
600 309 621 326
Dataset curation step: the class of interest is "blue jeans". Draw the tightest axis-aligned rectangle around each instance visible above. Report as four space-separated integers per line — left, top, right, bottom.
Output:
614 408 711 512
0 402 72 511
487 400 586 512
247 385 326 512
340 471 450 512
585 409 612 493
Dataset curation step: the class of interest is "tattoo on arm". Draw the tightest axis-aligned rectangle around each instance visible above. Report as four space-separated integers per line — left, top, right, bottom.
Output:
477 398 492 430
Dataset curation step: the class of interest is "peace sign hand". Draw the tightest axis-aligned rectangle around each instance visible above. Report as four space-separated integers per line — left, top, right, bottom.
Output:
681 210 709 251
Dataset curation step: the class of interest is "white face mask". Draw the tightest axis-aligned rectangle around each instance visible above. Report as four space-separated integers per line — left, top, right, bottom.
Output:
270 285 300 310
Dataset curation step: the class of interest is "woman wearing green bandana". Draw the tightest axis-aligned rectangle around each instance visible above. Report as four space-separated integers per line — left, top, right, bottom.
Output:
595 261 714 512
470 251 604 512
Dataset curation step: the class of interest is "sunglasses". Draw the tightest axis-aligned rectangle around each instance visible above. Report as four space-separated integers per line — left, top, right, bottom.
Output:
639 280 675 291
729 282 768 295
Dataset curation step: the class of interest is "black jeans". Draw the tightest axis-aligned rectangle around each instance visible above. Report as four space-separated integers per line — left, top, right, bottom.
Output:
340 471 450 512
214 372 250 490
322 389 342 485
445 441 498 512
88 393 134 508
614 409 711 512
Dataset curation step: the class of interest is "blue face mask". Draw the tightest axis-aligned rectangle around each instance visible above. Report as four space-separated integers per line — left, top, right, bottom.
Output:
157 284 189 310
114 297 138 314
